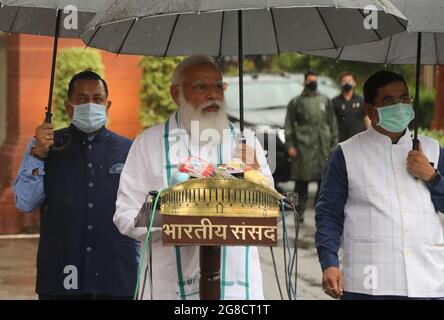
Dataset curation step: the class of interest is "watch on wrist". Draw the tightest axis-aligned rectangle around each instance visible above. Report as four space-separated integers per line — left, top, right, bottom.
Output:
31 145 48 161
427 169 441 186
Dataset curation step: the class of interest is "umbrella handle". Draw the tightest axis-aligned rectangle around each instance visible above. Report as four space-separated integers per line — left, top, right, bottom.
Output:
45 8 72 153
412 32 422 152
238 10 245 134
44 107 72 152
45 111 53 124
51 133 72 152
412 138 419 151
46 9 61 122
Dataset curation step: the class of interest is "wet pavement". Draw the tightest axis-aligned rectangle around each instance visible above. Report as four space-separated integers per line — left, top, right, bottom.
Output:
0 208 323 300
0 237 38 300
259 206 330 300
1 180 443 300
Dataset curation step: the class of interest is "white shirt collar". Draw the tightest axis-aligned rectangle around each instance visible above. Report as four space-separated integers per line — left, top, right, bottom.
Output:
367 125 413 146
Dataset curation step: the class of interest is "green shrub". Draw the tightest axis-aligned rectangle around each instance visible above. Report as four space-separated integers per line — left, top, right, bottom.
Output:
52 48 104 129
419 128 444 147
411 87 435 129
139 56 185 129
224 59 256 76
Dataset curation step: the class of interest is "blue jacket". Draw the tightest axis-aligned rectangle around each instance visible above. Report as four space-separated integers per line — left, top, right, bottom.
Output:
13 125 139 297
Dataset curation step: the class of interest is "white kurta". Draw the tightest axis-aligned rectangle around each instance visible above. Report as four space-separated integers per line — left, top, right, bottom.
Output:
114 113 273 300
340 127 444 297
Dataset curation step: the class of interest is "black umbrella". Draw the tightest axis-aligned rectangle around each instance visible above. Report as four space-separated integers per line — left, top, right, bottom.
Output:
0 1 110 150
303 0 444 150
80 0 407 134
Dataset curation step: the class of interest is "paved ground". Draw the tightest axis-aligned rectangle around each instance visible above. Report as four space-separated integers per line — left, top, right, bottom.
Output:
0 210 324 300
0 208 323 300
1 182 443 300
259 207 329 300
0 181 323 300
0 237 38 299
259 205 330 300
258 182 329 300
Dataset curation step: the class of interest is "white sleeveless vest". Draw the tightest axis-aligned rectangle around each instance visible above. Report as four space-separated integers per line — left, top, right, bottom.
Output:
340 127 444 297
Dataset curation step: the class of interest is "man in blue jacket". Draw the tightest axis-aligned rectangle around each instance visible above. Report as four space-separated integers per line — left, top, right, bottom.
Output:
13 71 139 300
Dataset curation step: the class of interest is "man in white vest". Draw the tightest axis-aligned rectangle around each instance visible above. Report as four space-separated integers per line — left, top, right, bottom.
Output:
315 71 444 300
113 56 272 299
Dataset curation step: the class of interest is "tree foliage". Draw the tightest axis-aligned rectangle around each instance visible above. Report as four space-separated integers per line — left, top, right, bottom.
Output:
139 56 185 128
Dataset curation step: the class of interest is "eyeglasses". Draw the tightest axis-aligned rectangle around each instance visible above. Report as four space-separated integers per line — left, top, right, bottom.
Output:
176 80 228 94
380 95 413 107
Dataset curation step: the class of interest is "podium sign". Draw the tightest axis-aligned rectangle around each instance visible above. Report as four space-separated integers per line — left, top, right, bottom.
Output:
162 216 277 246
159 178 281 300
160 178 281 247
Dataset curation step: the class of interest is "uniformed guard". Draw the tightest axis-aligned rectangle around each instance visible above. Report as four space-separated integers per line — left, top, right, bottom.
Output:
284 71 338 222
332 72 370 142
13 71 139 300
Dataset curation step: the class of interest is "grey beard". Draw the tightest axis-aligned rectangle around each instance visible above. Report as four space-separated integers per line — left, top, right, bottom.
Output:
178 95 230 145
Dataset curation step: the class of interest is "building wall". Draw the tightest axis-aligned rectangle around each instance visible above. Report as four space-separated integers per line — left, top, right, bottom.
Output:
432 65 444 130
0 33 6 147
9 35 143 140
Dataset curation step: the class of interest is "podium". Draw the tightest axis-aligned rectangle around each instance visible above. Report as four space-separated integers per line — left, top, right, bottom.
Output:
160 178 281 300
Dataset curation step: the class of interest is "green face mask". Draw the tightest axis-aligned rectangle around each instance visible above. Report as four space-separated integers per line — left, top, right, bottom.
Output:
375 103 415 133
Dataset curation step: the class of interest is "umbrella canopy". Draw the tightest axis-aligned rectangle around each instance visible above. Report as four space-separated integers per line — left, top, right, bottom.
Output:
0 0 111 151
79 0 407 134
81 0 408 56
0 0 110 37
304 0 444 64
302 0 444 150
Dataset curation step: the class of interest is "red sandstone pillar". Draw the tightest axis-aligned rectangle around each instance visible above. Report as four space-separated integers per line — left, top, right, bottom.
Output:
0 34 28 234
432 65 444 130
100 52 142 139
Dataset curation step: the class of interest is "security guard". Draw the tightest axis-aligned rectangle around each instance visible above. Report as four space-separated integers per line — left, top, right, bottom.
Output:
13 71 139 300
332 72 370 142
284 70 338 222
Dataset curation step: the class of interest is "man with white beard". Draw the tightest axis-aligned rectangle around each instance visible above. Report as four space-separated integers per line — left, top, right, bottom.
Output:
113 56 273 299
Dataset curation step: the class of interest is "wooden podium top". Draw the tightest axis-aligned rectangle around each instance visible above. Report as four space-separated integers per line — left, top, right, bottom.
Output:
160 178 281 247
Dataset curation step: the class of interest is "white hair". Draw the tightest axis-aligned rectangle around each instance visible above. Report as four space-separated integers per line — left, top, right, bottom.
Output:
172 55 220 85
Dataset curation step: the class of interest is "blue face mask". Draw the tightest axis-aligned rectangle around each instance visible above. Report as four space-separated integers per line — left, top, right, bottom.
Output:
375 103 415 133
72 103 108 133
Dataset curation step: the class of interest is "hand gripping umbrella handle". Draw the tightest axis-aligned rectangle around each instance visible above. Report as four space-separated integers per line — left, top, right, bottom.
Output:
412 138 419 151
